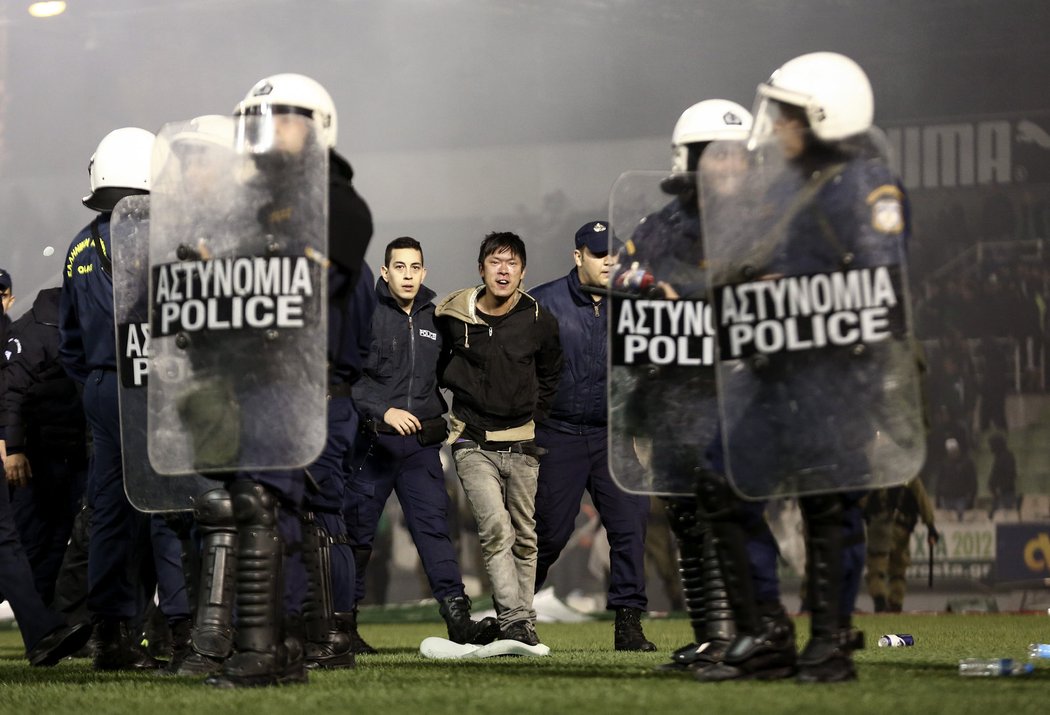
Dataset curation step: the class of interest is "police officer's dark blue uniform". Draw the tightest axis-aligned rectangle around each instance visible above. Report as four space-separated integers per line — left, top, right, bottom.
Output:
199 75 375 688
724 153 908 664
700 53 912 684
0 276 93 666
531 222 654 651
613 100 791 674
1 287 88 604
299 256 375 668
59 160 191 671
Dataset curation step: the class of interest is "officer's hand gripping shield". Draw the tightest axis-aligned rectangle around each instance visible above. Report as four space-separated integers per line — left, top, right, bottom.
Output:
606 170 721 497
699 133 926 499
111 195 211 509
147 115 329 475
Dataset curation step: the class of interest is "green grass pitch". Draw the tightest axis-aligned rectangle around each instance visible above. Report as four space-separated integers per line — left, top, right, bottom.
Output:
0 614 1046 715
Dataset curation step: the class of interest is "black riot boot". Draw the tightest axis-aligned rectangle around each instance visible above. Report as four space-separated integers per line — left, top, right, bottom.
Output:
693 514 795 682
675 528 735 669
172 488 237 676
614 607 657 652
440 595 499 645
795 495 860 683
164 618 193 674
659 497 735 670
206 482 306 688
695 602 796 682
92 619 163 671
302 516 354 669
661 498 704 667
346 545 377 654
344 608 377 654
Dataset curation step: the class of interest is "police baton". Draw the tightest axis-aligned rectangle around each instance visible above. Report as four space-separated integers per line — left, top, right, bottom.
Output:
927 526 939 589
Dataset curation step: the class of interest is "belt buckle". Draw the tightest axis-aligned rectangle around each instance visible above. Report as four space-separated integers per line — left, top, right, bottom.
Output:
496 445 513 454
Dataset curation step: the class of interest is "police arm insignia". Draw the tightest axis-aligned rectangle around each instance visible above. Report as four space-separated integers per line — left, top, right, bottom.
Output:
867 185 904 235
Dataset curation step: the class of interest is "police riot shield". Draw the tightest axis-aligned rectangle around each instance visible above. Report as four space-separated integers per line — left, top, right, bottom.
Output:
607 170 720 497
111 195 211 510
699 134 926 499
147 115 329 475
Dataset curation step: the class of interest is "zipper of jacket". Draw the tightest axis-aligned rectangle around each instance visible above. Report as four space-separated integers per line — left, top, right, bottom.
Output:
407 314 415 412
589 299 602 420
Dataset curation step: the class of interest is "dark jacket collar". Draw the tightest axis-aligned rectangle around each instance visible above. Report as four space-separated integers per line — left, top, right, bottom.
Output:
31 287 61 326
567 267 599 307
375 276 436 316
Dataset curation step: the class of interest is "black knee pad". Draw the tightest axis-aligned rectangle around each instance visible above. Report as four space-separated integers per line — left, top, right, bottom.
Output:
194 487 234 529
695 472 740 522
230 481 278 528
665 497 702 541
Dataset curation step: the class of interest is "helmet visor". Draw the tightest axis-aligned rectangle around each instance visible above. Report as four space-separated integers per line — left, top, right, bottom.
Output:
234 102 316 155
748 83 813 157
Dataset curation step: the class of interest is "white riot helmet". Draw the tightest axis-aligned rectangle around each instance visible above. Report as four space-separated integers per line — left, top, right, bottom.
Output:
171 114 236 153
670 99 753 174
234 73 337 150
750 52 874 149
82 127 156 211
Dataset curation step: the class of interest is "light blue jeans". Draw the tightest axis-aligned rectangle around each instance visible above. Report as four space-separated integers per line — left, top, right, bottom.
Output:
452 445 539 628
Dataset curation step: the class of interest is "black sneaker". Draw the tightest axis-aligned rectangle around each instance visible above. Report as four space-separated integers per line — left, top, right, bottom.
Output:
500 620 540 646
614 607 657 652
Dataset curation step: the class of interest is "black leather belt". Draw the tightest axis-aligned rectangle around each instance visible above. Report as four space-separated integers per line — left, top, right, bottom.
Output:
451 440 547 458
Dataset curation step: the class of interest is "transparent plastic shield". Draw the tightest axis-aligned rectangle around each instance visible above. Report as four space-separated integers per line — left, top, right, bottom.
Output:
147 116 329 475
607 171 720 496
111 195 211 510
700 134 926 499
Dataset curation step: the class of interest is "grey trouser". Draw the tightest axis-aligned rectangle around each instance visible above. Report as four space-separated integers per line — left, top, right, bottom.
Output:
452 445 539 628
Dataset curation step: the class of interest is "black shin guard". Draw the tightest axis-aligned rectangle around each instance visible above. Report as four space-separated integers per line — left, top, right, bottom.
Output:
191 488 237 660
205 481 303 688
665 498 706 645
230 481 283 656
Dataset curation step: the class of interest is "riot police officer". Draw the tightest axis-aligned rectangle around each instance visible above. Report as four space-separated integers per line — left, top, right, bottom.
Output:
58 127 188 671
187 74 373 688
699 52 916 683
615 100 759 670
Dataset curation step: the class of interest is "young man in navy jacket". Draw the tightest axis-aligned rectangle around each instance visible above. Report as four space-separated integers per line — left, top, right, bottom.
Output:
350 237 497 647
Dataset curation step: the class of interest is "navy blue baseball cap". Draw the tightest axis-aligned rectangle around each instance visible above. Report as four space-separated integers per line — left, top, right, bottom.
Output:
0 268 11 292
574 221 622 256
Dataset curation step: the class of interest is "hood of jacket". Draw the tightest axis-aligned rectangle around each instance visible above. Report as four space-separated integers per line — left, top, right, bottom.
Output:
435 286 539 324
31 287 61 327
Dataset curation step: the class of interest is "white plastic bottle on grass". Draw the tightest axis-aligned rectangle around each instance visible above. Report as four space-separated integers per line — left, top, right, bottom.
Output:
1028 643 1050 659
958 658 1034 676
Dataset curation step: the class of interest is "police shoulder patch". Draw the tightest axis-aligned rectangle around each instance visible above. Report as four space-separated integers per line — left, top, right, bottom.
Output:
867 184 904 235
